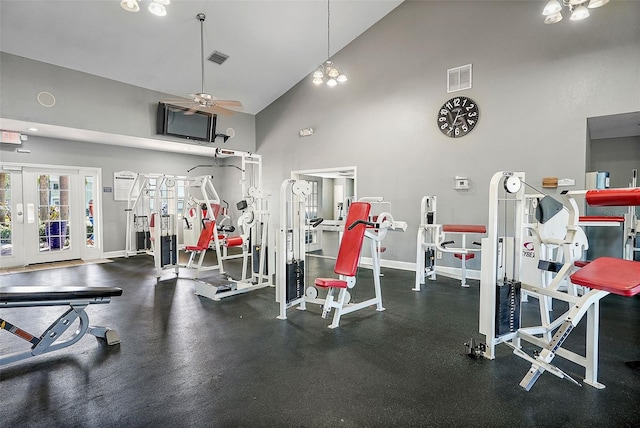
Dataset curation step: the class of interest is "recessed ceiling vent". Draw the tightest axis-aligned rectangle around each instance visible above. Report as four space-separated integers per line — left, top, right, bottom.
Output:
208 50 229 65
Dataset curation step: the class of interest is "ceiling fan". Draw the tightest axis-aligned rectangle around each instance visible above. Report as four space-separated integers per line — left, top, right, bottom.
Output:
164 13 242 116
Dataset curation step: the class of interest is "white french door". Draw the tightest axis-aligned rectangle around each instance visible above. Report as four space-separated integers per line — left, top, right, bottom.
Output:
0 164 101 268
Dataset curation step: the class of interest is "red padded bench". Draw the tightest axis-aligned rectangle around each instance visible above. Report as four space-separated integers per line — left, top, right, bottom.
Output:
571 257 640 297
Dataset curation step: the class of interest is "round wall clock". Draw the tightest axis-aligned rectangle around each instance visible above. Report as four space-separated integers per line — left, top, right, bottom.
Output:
437 96 479 138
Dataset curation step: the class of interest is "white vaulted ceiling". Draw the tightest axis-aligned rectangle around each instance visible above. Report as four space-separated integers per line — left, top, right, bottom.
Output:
0 0 403 115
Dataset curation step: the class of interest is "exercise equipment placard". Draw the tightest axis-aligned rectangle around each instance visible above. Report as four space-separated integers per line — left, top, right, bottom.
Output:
113 171 138 201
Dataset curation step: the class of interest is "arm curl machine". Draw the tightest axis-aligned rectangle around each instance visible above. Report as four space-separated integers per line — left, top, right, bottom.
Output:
479 171 640 391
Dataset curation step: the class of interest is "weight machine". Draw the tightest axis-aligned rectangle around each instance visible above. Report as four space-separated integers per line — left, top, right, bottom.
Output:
124 173 182 278
477 171 640 391
276 181 406 328
182 175 225 278
414 195 486 291
193 149 272 301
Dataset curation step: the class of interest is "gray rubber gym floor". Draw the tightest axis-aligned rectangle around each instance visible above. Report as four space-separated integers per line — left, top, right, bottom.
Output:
1 255 639 427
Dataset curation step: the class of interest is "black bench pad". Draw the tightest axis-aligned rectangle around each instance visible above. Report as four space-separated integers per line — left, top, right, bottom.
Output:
0 286 123 303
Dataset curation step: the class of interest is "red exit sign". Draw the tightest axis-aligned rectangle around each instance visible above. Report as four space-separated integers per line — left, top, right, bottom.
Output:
1 130 23 144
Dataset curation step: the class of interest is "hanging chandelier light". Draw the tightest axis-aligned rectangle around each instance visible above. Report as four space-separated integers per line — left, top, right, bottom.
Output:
312 0 347 87
542 0 609 24
121 0 171 17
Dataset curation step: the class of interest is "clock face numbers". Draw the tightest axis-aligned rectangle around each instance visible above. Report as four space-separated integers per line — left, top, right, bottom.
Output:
437 96 479 138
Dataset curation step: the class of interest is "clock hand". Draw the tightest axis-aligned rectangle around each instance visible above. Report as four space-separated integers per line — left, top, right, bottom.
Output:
450 111 461 131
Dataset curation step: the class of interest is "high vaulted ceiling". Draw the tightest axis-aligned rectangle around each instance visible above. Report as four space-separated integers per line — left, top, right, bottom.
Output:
0 0 403 115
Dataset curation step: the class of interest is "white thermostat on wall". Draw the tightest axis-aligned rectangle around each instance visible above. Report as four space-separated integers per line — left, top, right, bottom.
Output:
454 176 470 190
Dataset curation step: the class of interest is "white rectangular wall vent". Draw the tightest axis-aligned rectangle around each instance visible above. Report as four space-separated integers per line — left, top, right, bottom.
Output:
208 50 229 65
447 64 472 93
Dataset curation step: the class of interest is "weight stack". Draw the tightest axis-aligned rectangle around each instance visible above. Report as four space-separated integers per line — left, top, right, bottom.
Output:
161 235 177 267
286 259 304 303
136 231 151 250
495 280 521 337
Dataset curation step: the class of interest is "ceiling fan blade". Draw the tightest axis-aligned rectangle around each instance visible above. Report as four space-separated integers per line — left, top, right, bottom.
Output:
214 100 244 111
162 98 195 105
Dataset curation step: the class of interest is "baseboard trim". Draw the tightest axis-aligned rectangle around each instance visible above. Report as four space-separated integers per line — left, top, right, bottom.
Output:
103 250 126 259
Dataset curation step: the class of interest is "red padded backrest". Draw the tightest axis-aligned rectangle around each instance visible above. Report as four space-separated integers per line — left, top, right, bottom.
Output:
204 203 221 220
586 188 640 207
196 220 216 248
334 202 371 277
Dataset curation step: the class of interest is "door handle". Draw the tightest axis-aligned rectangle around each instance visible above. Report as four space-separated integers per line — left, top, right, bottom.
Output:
16 203 24 223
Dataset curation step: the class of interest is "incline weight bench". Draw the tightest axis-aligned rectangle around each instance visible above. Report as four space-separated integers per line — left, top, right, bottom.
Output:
1 285 123 367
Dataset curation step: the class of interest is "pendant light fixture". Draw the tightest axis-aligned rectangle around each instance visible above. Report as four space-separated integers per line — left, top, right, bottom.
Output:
312 0 347 87
542 0 608 24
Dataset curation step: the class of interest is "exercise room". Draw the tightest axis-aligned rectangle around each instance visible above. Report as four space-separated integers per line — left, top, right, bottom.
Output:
1 1 639 426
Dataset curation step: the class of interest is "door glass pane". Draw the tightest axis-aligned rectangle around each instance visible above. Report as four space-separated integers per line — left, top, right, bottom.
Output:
85 176 95 248
0 173 12 256
38 174 70 252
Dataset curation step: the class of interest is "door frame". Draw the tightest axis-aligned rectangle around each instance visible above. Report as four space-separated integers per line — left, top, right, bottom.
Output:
0 162 103 267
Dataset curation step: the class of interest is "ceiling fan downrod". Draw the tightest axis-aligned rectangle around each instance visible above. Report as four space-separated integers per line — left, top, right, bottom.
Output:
197 13 206 96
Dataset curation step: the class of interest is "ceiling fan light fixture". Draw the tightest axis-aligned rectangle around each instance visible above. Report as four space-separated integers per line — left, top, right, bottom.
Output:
326 78 337 87
569 0 588 5
121 0 140 13
327 67 340 78
313 77 324 85
148 1 167 17
313 69 324 79
542 0 562 16
588 0 609 8
570 4 590 20
336 74 347 83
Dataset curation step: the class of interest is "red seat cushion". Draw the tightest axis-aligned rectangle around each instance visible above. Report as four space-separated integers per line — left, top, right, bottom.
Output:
454 253 475 260
315 278 348 289
574 260 590 268
570 257 640 297
442 224 486 234
185 245 206 252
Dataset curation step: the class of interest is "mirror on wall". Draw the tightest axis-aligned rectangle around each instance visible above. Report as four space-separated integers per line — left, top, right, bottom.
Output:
586 111 640 261
291 167 356 257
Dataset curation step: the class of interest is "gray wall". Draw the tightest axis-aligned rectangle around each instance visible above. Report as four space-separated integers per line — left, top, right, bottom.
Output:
256 0 640 265
0 52 256 153
0 52 257 253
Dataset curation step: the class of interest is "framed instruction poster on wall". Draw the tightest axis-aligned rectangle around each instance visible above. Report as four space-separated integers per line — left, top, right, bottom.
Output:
113 170 138 201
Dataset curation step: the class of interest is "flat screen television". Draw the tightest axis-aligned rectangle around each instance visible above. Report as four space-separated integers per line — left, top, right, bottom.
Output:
157 102 216 142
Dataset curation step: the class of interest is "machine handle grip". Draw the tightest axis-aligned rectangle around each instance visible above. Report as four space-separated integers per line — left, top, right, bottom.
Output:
218 225 235 233
348 219 377 230
441 240 455 248
309 218 324 228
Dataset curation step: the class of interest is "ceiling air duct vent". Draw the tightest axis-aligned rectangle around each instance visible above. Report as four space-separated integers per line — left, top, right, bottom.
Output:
208 50 229 65
447 64 472 93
